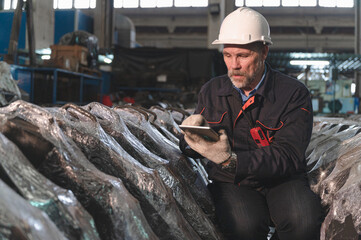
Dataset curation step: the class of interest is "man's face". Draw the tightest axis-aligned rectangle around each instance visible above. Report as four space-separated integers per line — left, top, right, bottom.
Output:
223 43 269 91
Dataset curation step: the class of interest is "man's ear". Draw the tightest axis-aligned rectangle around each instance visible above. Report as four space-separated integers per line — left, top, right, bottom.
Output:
262 45 269 61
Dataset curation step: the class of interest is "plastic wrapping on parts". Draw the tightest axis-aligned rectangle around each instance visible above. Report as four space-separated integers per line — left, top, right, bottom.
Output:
0 179 67 240
0 61 21 106
82 102 223 240
0 130 100 240
3 100 361 239
50 103 202 240
307 117 361 239
0 100 158 240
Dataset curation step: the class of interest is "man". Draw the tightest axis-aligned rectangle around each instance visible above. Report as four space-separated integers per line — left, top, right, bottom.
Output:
179 7 324 240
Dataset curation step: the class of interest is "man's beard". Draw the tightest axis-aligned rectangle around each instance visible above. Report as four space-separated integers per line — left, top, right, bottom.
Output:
228 69 256 89
228 60 264 89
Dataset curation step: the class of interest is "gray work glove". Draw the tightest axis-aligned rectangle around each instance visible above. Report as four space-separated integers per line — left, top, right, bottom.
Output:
181 115 231 164
181 114 209 127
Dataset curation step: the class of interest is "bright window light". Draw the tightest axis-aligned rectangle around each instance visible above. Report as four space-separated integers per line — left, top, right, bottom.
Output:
36 48 51 55
263 0 280 6
11 0 17 9
123 0 138 8
157 0 173 7
319 0 336 7
4 0 11 9
90 0 96 8
114 0 123 8
351 83 356 95
53 0 57 9
337 0 353 7
290 60 330 67
58 0 72 9
175 0 191 7
74 0 89 9
300 0 316 7
140 0 156 8
282 0 299 6
235 0 244 6
245 0 262 7
191 0 207 7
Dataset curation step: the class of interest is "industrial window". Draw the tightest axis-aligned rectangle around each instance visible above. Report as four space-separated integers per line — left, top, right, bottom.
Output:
298 0 316 7
319 0 354 8
2 0 96 10
174 0 207 7
236 0 353 7
3 0 18 9
2 0 354 10
114 0 207 8
53 0 96 9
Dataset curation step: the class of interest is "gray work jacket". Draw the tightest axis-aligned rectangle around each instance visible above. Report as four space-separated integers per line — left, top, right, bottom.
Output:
180 63 313 188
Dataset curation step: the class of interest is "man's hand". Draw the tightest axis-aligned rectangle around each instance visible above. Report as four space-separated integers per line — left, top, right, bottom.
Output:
181 114 232 164
181 114 209 127
184 128 232 164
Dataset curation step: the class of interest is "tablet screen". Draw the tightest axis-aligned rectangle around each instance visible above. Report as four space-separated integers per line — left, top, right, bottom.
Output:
179 125 219 141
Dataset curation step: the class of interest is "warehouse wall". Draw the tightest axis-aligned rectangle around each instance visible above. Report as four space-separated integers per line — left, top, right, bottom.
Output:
0 9 94 55
32 0 54 50
54 10 94 44
0 11 26 54
0 3 355 54
0 1 54 54
114 6 355 53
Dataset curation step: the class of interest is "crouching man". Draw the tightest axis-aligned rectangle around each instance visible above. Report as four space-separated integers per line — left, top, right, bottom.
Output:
179 7 324 240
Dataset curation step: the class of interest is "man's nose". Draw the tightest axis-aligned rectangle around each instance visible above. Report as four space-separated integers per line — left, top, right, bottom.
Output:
230 57 240 69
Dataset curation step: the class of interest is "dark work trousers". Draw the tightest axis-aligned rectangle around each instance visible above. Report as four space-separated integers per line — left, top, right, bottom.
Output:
208 177 324 240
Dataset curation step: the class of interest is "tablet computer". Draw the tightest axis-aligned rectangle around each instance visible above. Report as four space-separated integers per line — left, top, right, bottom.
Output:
179 125 219 141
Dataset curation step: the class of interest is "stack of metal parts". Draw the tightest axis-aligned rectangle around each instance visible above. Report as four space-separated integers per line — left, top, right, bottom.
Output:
306 116 361 240
1 98 361 239
0 100 222 240
0 62 21 107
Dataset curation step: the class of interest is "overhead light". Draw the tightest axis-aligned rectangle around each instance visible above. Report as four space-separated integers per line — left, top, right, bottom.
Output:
98 54 114 64
290 60 330 67
103 57 112 64
41 55 51 60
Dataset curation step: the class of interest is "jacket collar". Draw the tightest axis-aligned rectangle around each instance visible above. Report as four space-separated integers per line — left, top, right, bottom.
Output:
216 62 276 103
256 62 275 103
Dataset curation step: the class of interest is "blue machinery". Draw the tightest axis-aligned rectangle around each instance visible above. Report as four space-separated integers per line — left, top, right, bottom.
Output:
11 65 103 105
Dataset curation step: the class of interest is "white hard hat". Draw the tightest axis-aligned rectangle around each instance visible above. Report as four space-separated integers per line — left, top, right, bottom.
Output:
212 7 272 45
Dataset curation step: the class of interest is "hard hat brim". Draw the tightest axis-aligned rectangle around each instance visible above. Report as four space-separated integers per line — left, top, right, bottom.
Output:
212 39 273 45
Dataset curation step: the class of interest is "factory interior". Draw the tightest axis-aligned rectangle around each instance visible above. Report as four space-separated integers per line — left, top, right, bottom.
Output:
0 0 361 239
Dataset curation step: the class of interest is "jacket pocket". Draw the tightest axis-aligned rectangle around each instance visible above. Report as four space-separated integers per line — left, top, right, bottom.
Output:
200 107 228 124
256 118 284 142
